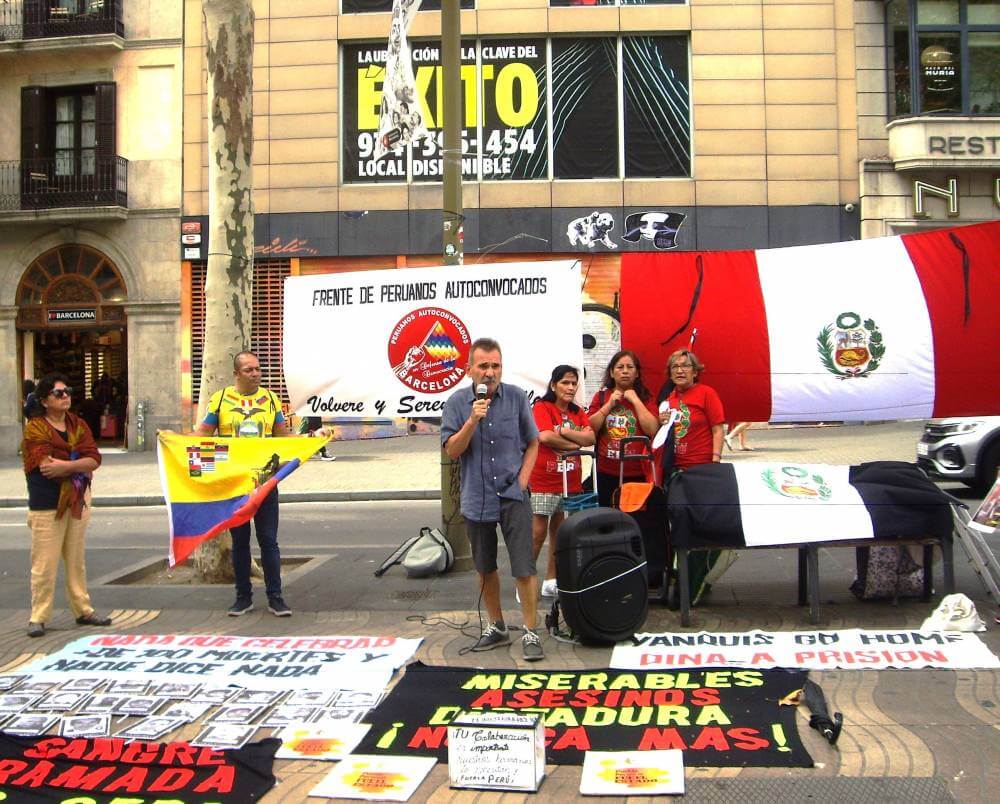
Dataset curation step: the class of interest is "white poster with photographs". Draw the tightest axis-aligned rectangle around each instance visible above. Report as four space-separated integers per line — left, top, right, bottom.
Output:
373 0 428 160
971 474 1000 533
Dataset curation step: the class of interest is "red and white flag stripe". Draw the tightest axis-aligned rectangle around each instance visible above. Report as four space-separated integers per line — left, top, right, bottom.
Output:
621 220 1000 422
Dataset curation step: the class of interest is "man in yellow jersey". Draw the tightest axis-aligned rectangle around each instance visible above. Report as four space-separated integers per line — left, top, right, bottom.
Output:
196 351 293 617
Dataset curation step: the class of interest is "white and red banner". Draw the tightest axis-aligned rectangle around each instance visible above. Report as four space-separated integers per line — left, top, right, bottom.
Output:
622 221 1000 421
611 629 1000 670
283 261 583 417
17 634 421 693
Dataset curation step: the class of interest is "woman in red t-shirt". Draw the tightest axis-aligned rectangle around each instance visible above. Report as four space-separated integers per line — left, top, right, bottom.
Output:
587 350 660 507
659 349 725 469
529 365 595 597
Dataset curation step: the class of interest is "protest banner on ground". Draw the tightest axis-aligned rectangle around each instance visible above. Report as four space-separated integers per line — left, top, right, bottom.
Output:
17 634 421 693
611 629 1000 671
282 261 583 417
355 662 813 767
0 734 279 804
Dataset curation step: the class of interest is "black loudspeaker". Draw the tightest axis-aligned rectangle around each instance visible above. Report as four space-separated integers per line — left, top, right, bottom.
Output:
555 507 648 643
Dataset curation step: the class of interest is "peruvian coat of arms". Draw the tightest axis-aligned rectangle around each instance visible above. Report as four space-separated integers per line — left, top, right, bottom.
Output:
817 311 885 379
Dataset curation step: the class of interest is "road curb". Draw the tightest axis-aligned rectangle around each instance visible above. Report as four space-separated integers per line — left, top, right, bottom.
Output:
0 489 442 509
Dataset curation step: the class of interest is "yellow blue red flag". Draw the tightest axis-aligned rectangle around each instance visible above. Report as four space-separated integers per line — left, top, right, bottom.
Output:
157 432 327 566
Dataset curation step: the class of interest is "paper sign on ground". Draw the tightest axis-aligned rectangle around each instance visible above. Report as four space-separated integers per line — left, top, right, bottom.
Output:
580 749 684 796
310 754 436 801
276 721 371 761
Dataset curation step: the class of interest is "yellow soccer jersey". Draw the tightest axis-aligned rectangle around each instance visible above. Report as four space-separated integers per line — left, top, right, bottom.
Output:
203 386 285 437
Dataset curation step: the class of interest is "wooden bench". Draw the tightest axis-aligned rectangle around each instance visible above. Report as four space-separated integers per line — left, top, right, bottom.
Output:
674 535 955 626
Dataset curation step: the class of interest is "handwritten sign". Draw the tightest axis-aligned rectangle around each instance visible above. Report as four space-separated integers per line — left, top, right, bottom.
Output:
448 712 545 792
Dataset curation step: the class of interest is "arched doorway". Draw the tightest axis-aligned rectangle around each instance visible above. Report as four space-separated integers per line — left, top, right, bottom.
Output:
16 244 128 446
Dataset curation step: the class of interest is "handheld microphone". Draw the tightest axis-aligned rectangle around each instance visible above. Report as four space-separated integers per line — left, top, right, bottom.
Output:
475 383 488 400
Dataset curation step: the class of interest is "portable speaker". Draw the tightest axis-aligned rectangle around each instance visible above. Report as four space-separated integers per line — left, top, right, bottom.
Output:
555 507 648 643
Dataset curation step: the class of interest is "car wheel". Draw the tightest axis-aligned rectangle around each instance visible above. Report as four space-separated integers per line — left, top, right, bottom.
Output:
974 441 1000 496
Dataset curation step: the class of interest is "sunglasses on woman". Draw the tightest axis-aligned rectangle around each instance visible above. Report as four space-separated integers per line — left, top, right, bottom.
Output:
50 387 73 399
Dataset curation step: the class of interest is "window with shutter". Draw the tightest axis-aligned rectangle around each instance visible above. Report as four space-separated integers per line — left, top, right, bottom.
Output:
189 259 292 410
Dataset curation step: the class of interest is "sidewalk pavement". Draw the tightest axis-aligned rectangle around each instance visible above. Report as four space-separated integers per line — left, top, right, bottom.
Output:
1 420 999 801
0 421 927 507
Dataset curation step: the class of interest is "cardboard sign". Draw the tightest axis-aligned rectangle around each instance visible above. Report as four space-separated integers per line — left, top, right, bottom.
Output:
448 712 545 792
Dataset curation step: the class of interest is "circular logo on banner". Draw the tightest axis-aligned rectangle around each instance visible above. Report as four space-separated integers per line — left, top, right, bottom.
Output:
388 307 471 393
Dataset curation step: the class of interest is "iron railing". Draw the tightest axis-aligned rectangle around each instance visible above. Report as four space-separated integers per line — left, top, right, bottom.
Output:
0 156 128 211
0 0 123 42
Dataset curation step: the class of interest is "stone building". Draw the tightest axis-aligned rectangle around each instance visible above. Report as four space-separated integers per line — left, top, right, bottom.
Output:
0 1 183 455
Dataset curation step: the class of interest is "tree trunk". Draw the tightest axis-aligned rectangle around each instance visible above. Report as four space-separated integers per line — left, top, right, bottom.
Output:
194 0 255 583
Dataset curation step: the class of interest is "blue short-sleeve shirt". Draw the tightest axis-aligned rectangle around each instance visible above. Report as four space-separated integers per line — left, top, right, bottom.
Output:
441 382 539 523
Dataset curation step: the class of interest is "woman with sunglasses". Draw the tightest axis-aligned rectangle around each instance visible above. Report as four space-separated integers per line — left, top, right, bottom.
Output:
21 374 111 638
587 350 659 507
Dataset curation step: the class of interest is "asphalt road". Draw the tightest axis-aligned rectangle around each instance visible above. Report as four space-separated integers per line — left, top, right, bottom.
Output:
2 487 995 621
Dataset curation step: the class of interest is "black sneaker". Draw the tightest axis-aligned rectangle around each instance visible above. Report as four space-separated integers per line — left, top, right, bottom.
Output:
472 622 511 652
228 597 253 617
76 613 112 626
268 597 292 617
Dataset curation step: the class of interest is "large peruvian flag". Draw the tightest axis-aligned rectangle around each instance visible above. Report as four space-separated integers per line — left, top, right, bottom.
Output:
621 221 1000 421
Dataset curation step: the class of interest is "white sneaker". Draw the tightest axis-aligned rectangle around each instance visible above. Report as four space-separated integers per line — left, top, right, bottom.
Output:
540 578 558 598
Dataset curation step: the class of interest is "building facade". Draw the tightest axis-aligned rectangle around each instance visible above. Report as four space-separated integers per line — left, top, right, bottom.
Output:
0 1 184 455
180 0 867 426
855 0 1000 236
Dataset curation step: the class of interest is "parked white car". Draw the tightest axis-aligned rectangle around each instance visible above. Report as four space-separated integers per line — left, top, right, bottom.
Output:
917 417 1000 494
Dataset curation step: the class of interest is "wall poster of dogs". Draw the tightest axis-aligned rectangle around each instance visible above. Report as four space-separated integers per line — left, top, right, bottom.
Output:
566 210 686 251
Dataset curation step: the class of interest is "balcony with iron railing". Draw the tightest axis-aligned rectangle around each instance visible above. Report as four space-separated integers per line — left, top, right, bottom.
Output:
0 156 128 221
0 0 123 45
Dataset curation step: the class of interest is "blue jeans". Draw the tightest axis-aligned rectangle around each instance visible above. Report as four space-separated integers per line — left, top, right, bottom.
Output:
230 488 281 599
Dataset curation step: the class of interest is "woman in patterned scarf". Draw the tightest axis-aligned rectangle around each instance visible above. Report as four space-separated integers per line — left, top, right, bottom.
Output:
22 373 112 638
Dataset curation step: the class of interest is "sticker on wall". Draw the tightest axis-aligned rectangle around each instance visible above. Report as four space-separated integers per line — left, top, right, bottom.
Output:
567 211 618 250
622 211 686 250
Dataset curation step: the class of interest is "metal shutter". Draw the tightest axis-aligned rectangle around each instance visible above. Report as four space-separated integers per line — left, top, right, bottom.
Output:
189 258 291 408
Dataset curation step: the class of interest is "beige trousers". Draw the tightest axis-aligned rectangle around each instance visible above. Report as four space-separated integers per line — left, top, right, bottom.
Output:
28 490 95 624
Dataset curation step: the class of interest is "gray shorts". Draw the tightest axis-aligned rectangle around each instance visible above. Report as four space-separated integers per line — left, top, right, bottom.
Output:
466 495 536 578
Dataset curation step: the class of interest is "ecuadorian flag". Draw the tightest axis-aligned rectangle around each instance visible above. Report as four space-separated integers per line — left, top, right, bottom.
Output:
158 432 327 566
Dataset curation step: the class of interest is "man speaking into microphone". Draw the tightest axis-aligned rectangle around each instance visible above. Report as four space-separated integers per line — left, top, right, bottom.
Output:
442 338 542 661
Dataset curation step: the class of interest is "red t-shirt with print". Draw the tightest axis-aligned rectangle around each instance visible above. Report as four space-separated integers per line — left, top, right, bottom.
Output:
529 401 591 494
665 383 725 468
587 389 658 478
